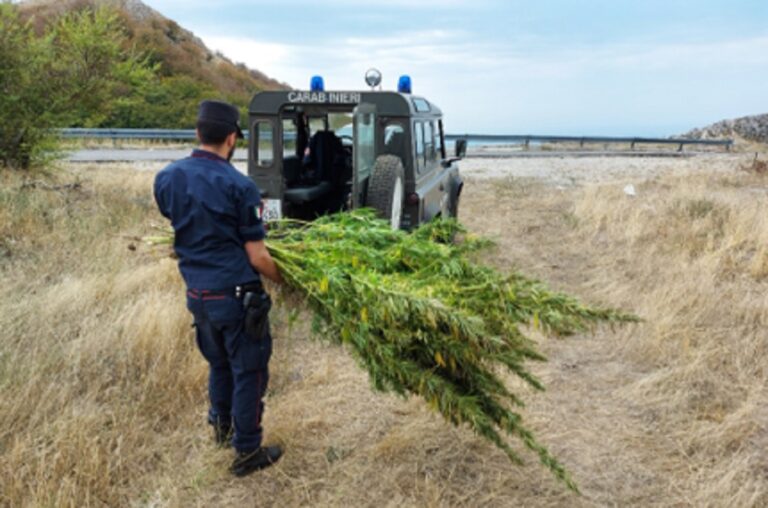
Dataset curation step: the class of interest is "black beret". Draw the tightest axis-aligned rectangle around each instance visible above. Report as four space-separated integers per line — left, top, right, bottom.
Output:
197 100 244 139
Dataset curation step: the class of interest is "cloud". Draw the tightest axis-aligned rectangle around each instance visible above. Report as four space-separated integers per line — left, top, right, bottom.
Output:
197 29 477 89
203 36 293 76
199 27 768 134
294 0 485 6
606 35 768 70
146 0 486 9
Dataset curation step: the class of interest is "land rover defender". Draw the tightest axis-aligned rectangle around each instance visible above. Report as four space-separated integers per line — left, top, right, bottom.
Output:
247 72 465 230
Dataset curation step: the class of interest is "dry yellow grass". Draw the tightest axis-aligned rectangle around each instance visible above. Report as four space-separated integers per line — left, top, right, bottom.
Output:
1 158 767 506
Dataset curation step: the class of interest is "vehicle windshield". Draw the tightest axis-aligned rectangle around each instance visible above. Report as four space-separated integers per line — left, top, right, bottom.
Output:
330 113 354 145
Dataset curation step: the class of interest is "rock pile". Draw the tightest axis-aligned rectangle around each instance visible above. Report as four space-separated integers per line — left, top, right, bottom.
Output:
684 113 768 144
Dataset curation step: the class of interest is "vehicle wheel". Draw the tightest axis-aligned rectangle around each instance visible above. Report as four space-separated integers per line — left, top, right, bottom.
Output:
366 155 405 229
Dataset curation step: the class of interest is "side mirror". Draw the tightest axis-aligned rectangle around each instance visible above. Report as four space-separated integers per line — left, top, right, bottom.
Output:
455 139 467 159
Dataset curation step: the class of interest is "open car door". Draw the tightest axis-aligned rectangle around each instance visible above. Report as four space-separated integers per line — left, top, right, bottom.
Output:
351 103 376 208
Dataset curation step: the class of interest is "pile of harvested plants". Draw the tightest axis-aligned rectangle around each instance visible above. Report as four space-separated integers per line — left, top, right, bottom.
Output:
149 210 636 491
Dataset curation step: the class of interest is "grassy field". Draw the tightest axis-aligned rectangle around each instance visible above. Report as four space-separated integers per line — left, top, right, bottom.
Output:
1 158 767 506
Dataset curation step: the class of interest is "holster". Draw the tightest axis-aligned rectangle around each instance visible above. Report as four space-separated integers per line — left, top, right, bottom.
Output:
241 283 271 341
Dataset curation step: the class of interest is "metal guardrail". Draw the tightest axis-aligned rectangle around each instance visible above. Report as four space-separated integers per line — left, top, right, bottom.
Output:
60 128 200 140
59 128 733 151
444 134 733 151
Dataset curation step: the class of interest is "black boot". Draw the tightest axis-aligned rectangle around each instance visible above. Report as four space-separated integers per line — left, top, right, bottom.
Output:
230 446 283 477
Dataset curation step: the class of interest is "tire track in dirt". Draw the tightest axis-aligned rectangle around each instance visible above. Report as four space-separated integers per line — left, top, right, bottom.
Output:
460 176 690 505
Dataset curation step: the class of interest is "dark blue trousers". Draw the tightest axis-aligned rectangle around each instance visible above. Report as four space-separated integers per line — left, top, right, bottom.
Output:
186 289 272 453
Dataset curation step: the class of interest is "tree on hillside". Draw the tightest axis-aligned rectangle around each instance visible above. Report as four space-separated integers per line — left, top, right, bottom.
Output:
109 74 216 129
46 5 221 129
0 2 158 168
44 6 159 128
2 0 276 169
0 3 57 168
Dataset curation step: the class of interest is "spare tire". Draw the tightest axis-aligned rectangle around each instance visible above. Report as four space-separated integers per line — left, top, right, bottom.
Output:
366 155 405 229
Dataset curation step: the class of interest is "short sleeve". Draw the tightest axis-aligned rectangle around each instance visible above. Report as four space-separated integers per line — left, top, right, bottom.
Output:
237 180 266 242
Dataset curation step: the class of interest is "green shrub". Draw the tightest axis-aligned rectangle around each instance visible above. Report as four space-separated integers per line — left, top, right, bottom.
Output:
0 3 157 169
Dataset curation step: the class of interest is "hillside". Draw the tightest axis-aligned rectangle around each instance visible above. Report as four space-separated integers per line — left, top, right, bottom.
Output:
683 113 768 145
18 0 288 127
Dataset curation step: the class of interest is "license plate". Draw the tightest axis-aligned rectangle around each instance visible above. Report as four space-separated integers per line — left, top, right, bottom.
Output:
262 199 282 222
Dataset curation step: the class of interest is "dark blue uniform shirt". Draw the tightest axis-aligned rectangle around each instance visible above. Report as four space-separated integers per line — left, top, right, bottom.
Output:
154 149 266 289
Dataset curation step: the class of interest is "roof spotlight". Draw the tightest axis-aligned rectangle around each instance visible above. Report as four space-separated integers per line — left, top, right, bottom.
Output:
365 68 382 89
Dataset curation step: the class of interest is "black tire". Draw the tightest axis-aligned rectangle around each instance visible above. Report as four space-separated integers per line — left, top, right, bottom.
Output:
366 155 405 229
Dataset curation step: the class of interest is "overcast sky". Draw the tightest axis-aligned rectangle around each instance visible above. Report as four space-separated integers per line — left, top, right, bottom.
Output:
142 0 767 136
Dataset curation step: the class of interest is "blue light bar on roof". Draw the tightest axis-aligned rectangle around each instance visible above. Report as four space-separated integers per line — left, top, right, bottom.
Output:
310 76 325 92
398 75 412 94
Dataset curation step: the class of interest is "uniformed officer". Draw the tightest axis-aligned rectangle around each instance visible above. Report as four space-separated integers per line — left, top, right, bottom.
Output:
153 100 284 477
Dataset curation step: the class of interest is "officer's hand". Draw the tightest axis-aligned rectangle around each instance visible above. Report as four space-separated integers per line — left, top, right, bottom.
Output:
244 240 283 284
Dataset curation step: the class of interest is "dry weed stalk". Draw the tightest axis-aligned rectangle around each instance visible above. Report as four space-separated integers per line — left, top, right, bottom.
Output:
5 160 768 506
568 168 768 505
739 153 768 174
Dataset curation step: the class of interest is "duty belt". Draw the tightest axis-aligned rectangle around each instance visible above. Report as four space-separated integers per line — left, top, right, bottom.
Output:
186 288 232 301
187 281 263 301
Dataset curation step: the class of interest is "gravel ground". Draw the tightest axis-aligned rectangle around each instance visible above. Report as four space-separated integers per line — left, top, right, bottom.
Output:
459 153 751 186
66 152 754 188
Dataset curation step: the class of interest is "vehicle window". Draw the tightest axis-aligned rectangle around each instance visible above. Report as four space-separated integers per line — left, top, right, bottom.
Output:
355 110 376 182
414 122 425 173
424 121 435 162
309 117 326 136
253 121 274 167
282 119 297 158
383 123 405 157
329 112 353 134
412 98 430 113
436 120 445 159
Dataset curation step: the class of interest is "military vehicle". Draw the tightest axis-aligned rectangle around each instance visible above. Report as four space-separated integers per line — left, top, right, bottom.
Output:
247 70 465 230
